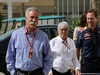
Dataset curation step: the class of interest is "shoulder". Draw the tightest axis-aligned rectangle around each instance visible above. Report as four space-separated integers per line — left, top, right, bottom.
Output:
37 29 49 40
74 26 81 31
13 27 24 33
9 27 24 41
75 26 80 29
67 37 73 40
77 29 89 39
37 29 48 37
67 37 74 43
12 27 24 36
37 29 43 33
67 37 75 49
50 36 58 43
73 26 82 35
81 28 88 34
98 25 100 28
97 25 100 30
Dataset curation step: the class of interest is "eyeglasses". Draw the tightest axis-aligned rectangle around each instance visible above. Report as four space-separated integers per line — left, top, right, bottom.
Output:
60 28 68 31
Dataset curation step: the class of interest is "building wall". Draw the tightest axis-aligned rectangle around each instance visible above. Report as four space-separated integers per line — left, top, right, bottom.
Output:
0 0 54 19
0 0 99 19
54 0 93 20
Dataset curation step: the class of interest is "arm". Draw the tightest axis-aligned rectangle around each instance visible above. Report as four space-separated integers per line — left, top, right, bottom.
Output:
74 30 82 61
76 48 80 60
72 50 80 75
73 27 78 40
48 39 56 75
42 35 53 75
71 40 80 75
6 34 16 75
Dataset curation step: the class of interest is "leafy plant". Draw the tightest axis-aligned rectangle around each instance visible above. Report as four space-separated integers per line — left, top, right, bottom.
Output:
66 17 80 31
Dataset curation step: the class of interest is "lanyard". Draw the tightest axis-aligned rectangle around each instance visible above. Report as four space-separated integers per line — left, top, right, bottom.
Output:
62 41 70 49
24 27 37 50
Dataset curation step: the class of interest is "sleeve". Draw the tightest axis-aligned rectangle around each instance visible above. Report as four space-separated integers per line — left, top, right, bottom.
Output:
5 33 16 75
74 30 83 48
71 40 80 70
42 34 53 75
49 39 55 51
48 39 55 74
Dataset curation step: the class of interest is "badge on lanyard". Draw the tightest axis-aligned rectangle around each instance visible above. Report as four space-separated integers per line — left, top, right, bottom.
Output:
28 49 33 58
24 27 37 58
62 41 70 50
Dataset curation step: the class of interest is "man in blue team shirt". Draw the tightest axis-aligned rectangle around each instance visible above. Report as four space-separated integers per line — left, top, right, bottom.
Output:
75 9 100 74
6 7 53 75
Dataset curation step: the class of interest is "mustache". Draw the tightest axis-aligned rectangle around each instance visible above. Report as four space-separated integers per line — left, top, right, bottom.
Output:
30 21 37 25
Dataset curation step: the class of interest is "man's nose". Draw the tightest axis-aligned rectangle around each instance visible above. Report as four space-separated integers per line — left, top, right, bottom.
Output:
32 18 36 21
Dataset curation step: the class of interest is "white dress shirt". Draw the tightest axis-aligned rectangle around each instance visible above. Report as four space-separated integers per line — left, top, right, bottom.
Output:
49 36 80 73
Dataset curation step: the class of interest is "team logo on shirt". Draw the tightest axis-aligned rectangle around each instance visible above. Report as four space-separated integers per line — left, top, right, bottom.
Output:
84 33 90 40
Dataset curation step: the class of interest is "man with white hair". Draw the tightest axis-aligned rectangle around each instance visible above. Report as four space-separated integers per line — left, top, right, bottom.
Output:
48 21 80 75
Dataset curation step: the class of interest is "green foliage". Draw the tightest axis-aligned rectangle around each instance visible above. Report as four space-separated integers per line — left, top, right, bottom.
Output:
66 18 80 31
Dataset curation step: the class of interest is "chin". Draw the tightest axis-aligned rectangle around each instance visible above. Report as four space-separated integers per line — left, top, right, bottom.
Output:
30 25 36 28
32 24 37 27
31 24 36 26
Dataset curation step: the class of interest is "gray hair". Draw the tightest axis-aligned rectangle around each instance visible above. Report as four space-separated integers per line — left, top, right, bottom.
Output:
25 7 39 17
57 21 70 31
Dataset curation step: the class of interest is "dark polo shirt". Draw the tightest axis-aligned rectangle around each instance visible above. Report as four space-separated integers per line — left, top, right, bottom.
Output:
75 26 100 59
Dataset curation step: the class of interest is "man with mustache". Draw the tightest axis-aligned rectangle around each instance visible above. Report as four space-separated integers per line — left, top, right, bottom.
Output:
6 7 53 75
75 9 100 74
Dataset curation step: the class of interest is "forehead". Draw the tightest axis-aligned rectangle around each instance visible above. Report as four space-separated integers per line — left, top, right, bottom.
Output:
59 24 68 28
28 10 39 16
87 12 95 17
60 26 67 29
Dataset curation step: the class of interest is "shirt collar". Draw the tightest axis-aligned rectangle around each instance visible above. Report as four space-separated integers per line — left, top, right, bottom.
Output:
24 26 37 35
87 26 98 32
58 35 67 42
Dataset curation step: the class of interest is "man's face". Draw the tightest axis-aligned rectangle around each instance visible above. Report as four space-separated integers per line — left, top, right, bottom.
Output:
86 12 98 30
58 27 68 40
26 10 39 30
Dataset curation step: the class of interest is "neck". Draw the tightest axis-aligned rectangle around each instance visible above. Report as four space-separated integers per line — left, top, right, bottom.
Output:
90 27 96 32
26 27 35 33
62 37 67 41
28 29 34 33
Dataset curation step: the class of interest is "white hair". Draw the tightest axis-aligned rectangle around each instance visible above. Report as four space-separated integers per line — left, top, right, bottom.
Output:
25 7 39 17
57 21 70 31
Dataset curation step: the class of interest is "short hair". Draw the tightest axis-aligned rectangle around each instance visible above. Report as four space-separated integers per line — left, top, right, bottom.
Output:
57 21 70 31
87 9 98 17
25 7 39 17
